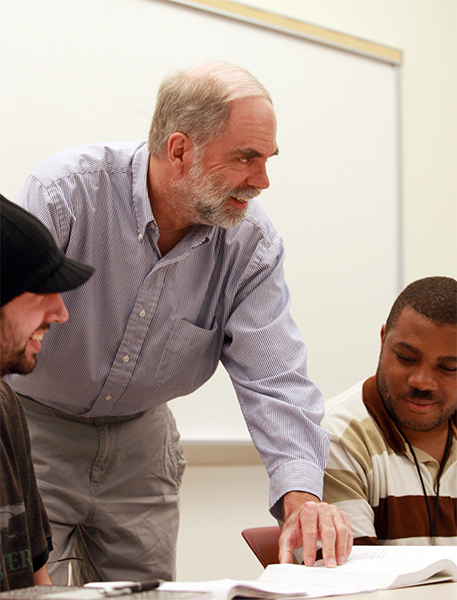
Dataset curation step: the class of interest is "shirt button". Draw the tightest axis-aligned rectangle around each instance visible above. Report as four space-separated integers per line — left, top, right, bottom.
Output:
138 233 143 241
139 309 146 318
105 395 112 402
123 355 130 363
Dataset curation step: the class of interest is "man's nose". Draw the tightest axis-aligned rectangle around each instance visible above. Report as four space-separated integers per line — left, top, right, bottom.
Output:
46 293 69 324
246 164 270 190
408 365 439 391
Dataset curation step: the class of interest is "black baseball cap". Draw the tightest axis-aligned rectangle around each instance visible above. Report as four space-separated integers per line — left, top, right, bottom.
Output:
0 194 95 306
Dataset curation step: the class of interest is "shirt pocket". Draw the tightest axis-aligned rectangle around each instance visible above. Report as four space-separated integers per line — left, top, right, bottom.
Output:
155 318 220 390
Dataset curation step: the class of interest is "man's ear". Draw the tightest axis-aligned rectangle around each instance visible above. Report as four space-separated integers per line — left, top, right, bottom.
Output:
380 324 387 347
167 133 194 174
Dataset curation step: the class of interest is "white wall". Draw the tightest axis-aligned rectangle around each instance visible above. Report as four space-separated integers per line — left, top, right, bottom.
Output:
177 0 457 582
237 0 457 284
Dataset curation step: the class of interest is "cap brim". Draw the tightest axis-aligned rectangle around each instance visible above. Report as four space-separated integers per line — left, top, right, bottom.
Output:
31 256 95 295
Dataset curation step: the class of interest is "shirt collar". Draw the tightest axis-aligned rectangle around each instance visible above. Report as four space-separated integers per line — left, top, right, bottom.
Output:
131 142 155 236
362 376 406 453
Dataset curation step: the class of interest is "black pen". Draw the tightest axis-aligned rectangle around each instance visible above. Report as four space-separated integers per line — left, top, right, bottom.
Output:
87 581 161 597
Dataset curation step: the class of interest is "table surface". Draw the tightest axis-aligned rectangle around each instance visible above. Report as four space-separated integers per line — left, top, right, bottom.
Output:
0 590 209 600
0 582 455 600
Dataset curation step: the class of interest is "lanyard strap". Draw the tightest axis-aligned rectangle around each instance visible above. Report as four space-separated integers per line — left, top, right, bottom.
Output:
399 421 452 542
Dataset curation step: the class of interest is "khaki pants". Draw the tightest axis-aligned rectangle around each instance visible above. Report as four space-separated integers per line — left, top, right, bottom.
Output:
19 396 186 584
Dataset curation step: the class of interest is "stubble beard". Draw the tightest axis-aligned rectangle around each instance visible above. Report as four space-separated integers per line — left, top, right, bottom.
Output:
0 316 41 377
377 364 456 432
0 337 36 377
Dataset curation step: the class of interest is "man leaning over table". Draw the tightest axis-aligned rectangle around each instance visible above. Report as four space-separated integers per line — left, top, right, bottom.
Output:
13 61 352 584
322 276 457 545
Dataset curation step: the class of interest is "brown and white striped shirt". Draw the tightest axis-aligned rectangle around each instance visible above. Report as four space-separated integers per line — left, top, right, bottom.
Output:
322 376 457 545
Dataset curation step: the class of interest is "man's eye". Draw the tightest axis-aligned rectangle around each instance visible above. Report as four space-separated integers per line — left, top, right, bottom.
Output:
439 365 457 373
396 353 416 363
239 157 250 164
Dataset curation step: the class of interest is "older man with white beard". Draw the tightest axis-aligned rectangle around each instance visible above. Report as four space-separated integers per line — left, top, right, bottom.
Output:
13 61 352 585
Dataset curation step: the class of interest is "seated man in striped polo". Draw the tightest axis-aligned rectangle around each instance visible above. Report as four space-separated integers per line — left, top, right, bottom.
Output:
322 276 456 545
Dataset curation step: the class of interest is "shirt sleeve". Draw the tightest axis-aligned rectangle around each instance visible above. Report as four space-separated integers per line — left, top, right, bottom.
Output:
221 228 329 519
0 383 53 581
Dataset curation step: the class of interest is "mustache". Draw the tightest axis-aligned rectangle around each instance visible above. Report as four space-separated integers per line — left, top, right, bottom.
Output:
409 388 434 401
228 186 261 201
31 324 51 338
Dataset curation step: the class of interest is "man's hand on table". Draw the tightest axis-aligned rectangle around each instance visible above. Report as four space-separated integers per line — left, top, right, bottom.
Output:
279 491 353 568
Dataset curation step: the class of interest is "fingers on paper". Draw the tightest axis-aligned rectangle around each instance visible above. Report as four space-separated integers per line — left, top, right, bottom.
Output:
300 502 353 568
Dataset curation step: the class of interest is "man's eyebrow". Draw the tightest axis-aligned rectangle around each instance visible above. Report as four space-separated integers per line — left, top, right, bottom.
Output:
439 355 457 363
393 341 421 355
393 341 457 362
234 147 280 159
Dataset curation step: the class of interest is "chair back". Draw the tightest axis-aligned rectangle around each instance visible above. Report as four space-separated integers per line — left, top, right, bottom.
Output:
241 526 281 567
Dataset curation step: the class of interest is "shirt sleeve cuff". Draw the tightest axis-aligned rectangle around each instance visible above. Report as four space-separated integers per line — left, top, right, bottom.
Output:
269 460 325 521
33 537 53 573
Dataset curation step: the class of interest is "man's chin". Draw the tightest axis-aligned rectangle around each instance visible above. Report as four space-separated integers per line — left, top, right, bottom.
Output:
218 215 246 229
9 357 37 376
217 204 249 228
196 208 247 229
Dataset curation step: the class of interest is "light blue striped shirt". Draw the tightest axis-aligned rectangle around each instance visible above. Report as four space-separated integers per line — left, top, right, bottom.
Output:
13 141 329 515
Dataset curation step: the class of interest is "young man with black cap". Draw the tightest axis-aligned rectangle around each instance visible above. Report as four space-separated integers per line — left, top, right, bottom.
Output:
0 194 94 591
